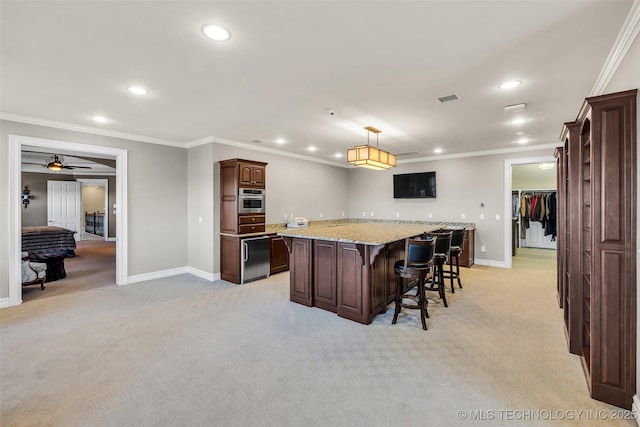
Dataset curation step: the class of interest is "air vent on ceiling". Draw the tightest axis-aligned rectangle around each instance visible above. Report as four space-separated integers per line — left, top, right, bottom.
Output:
251 139 263 144
438 94 460 103
504 103 526 113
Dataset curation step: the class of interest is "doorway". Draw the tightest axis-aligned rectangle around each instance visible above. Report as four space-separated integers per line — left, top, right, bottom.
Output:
503 155 556 269
8 135 128 307
77 178 109 241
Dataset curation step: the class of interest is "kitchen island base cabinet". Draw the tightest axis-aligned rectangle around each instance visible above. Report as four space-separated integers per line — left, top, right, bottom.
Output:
284 237 403 325
289 238 312 306
314 240 338 312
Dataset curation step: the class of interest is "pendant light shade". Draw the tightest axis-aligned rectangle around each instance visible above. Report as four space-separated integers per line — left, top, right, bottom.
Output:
347 126 396 170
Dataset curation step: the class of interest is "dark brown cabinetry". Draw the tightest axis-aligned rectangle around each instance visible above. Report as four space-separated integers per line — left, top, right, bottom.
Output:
459 229 474 267
313 240 337 312
220 159 268 284
219 158 267 235
238 214 265 234
557 89 636 410
284 236 406 324
269 234 289 275
239 161 266 188
220 235 241 284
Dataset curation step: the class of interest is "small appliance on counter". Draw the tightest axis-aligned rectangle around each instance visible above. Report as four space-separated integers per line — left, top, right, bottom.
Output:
287 217 308 229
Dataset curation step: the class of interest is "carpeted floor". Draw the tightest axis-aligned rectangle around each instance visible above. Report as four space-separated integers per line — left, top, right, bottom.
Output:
1 244 635 426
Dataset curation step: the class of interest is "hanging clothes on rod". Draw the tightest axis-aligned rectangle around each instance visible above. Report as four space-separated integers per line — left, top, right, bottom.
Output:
518 190 557 241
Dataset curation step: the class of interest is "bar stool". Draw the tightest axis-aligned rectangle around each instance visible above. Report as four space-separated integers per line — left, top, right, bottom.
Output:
425 231 452 307
392 237 436 330
442 228 465 292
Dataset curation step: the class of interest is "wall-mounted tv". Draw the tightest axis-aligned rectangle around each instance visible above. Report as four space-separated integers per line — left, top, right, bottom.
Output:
393 171 436 199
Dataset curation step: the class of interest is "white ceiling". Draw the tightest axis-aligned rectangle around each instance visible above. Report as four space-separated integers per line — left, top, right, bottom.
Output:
0 1 635 167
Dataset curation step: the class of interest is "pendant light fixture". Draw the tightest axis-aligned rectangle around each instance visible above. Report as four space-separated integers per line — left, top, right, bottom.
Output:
347 126 396 170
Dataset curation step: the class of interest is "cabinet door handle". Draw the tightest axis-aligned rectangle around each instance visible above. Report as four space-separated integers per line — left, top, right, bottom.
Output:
252 217 255 221
243 242 249 262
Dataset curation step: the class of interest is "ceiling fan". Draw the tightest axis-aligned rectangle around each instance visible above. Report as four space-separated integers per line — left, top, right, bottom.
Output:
22 154 92 171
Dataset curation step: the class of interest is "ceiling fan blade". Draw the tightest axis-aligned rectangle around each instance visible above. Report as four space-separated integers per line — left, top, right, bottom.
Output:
21 162 44 166
63 165 92 169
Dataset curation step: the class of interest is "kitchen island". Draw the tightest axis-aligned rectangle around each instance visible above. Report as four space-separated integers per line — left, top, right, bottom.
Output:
278 222 441 324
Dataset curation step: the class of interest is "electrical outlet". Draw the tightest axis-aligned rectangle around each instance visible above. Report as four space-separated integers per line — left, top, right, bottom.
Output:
341 212 345 216
370 212 374 217
495 214 501 220
396 212 400 218
319 213 323 218
480 245 486 253
461 213 466 219
428 213 432 219
362 211 366 217
480 214 485 220
198 216 203 224
284 214 288 220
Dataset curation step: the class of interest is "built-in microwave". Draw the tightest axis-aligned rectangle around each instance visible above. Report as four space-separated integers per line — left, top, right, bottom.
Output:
238 188 265 214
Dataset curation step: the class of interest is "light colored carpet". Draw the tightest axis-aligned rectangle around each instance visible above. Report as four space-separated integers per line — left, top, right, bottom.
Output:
1 244 635 426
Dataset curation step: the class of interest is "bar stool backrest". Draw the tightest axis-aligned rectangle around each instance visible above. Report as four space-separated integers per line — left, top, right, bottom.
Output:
426 231 452 255
406 237 435 267
442 228 465 248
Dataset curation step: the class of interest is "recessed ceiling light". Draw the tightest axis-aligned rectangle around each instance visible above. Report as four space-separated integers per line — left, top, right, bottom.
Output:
127 86 148 95
334 153 343 158
511 118 526 125
517 138 529 144
92 115 108 123
308 146 317 152
516 131 525 135
499 80 521 90
202 24 231 41
275 138 285 144
434 148 443 154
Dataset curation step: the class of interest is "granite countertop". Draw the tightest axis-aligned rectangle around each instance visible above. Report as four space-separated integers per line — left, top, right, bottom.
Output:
222 219 475 242
277 222 443 245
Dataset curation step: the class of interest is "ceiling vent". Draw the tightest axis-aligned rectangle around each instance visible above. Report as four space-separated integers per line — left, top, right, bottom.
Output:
251 139 263 144
438 94 460 103
504 103 526 113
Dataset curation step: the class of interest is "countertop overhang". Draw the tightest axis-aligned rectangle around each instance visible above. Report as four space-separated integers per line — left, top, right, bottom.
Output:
277 222 444 245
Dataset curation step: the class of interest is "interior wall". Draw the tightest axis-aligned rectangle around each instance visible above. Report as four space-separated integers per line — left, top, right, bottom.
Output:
512 163 557 189
348 147 554 264
82 185 105 214
0 119 189 299
187 143 214 276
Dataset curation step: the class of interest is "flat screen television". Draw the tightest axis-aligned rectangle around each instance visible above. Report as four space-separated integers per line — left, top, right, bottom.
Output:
393 171 436 199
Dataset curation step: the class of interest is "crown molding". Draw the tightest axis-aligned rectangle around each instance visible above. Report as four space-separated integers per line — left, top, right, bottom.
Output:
590 0 640 96
205 136 350 168
0 112 184 147
398 143 560 164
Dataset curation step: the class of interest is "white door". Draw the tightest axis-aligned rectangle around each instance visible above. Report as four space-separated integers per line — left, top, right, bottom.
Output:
48 180 82 240
521 221 557 249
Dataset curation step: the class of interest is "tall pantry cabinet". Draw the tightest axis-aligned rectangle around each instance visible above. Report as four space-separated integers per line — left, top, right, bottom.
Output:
556 89 637 409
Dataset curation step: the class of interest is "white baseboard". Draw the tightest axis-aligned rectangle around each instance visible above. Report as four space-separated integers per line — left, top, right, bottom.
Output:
127 266 221 284
106 237 116 242
633 395 640 427
185 266 217 282
0 297 12 308
127 267 189 284
473 259 506 268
